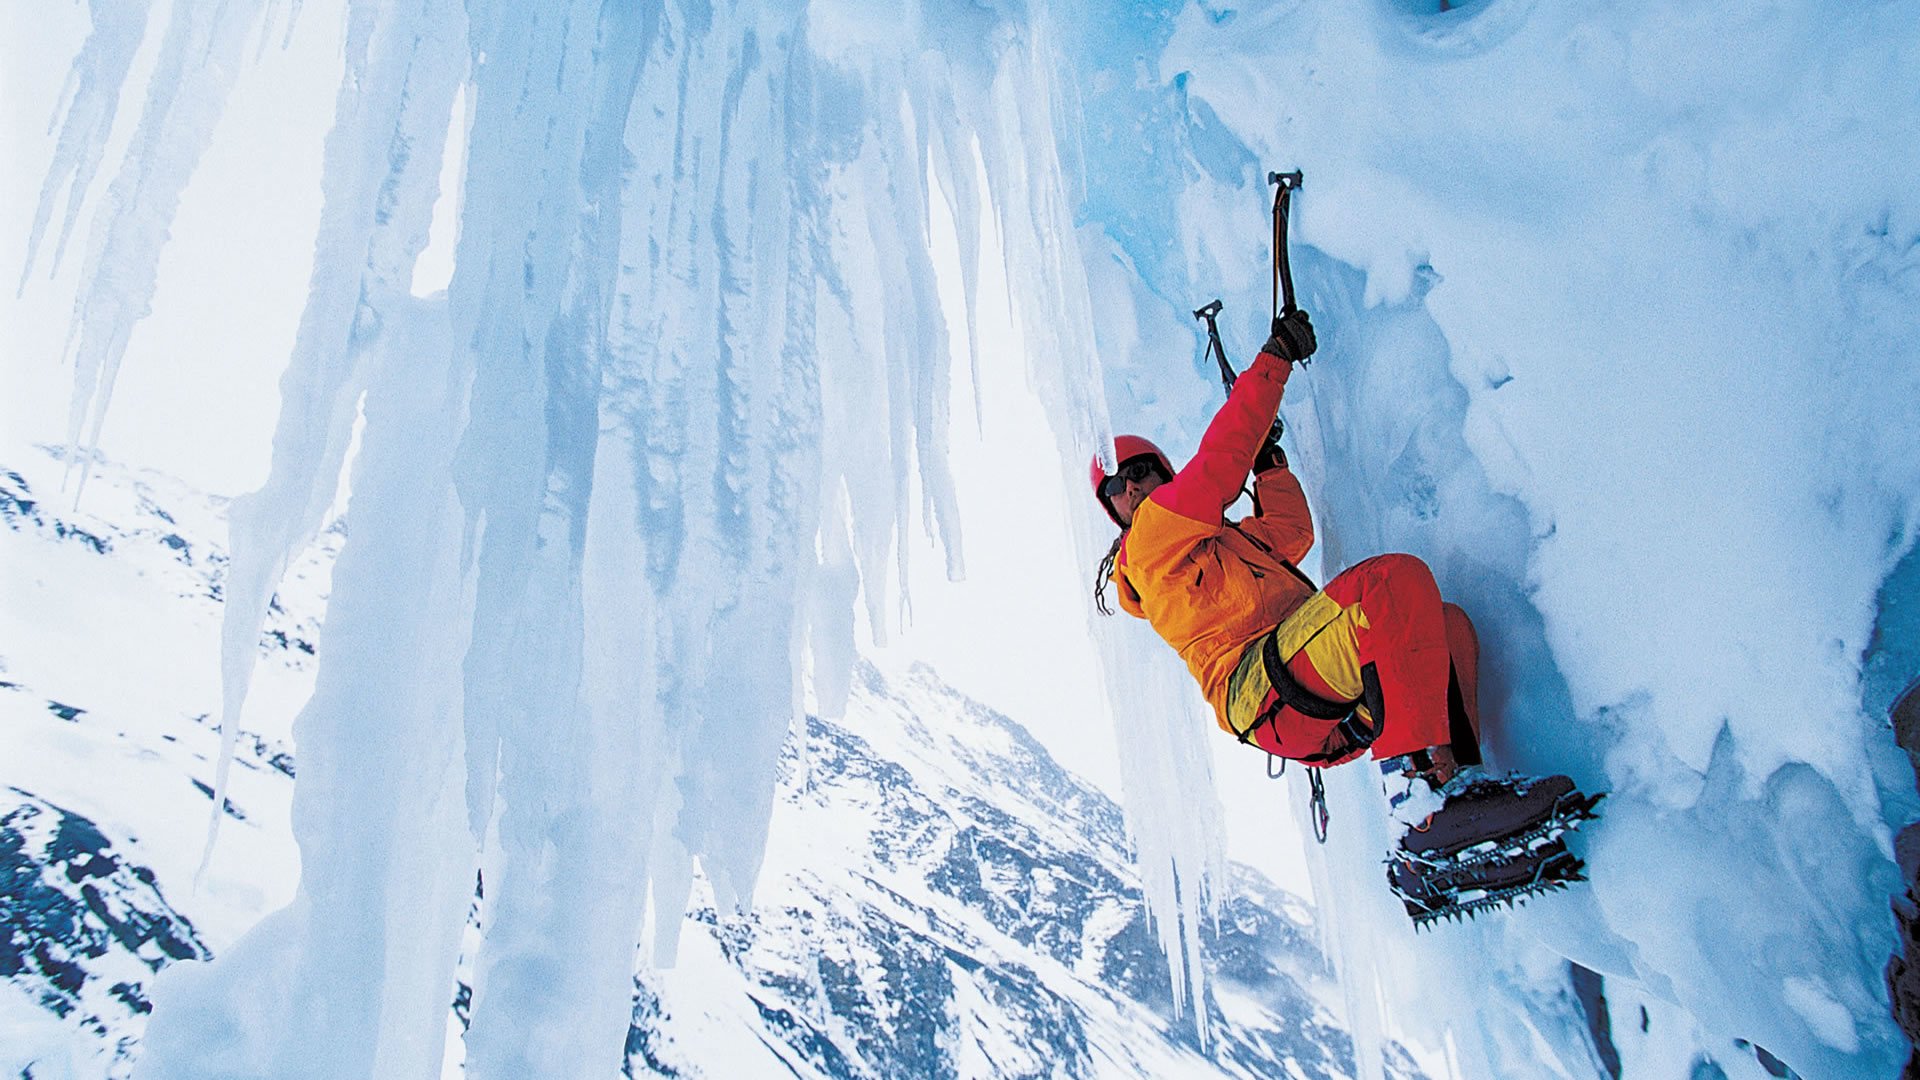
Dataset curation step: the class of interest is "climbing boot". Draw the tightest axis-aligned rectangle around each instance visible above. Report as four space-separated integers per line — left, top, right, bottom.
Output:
1380 755 1605 927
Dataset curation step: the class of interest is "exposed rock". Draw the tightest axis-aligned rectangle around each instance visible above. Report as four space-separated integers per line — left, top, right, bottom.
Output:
1889 680 1920 1079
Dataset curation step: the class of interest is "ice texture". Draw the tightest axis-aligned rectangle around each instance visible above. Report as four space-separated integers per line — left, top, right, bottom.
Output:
37 0 1155 1075
1139 3 1920 1077
207 0 469 888
56 0 266 501
17 0 149 295
24 0 1920 1077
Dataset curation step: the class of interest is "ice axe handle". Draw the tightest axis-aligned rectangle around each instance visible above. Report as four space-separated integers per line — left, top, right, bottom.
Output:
1268 171 1303 317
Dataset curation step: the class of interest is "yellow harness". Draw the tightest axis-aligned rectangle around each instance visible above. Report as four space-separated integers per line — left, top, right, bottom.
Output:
1225 589 1380 764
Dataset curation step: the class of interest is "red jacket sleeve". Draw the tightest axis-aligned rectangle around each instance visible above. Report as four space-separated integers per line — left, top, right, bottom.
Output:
1150 350 1292 523
1242 464 1314 564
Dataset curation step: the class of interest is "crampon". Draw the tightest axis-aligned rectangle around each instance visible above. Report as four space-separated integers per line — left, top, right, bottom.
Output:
1387 780 1605 928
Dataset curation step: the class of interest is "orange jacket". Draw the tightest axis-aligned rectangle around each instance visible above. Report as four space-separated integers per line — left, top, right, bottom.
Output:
1111 349 1316 730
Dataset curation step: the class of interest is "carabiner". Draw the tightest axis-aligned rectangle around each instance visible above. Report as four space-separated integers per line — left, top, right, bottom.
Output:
1308 768 1330 844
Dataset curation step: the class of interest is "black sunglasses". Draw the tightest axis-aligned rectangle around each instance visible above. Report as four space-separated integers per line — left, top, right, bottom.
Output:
1100 458 1163 500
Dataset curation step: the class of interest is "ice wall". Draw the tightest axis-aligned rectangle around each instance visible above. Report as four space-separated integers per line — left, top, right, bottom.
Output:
31 0 1150 1075
1120 3 1920 1077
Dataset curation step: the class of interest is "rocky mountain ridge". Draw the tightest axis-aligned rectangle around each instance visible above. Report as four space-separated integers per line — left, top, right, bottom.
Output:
0 444 1420 1079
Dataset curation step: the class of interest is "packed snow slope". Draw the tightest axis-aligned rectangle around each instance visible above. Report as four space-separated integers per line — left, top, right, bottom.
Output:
7 1 1920 1079
1 444 1428 1080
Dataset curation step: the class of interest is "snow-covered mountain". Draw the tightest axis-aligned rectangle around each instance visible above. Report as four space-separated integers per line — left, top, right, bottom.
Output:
0 444 1424 1079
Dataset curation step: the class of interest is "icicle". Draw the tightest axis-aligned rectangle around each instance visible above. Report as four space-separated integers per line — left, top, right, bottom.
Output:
17 0 150 296
623 0 824 941
135 0 478 1075
923 80 987 435
58 0 267 502
972 30 1111 469
891 81 965 583
973 18 1227 1039
955 16 1235 1037
809 484 861 720
110 0 1215 1072
203 0 469 882
451 1 665 1074
1096 617 1228 1048
142 296 478 1079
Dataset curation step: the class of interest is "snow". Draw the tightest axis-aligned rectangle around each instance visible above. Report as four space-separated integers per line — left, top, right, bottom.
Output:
0 450 1375 1078
3 980 90 1080
1142 5 1920 1077
5 0 1919 1078
0 452 317 945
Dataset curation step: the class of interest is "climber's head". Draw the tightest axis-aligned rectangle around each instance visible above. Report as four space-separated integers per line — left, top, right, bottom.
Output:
1090 435 1173 528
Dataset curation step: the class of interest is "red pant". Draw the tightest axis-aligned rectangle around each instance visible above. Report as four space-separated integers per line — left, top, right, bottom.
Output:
1248 553 1479 763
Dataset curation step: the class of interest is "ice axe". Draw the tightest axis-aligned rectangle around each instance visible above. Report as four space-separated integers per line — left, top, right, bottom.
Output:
1269 169 1303 320
1192 298 1236 395
1191 168 1306 391
1191 168 1305 436
1192 297 1282 511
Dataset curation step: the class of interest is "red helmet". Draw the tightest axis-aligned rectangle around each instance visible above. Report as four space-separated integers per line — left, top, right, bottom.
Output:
1090 434 1174 526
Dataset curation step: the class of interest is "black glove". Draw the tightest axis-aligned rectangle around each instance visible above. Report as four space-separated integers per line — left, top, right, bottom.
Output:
1262 309 1317 364
1253 426 1287 472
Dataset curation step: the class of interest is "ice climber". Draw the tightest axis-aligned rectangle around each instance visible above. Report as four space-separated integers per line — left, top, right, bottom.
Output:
1091 309 1601 925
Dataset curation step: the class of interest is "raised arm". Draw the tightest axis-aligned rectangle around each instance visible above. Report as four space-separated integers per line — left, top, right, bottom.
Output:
1245 462 1314 564
1150 350 1292 523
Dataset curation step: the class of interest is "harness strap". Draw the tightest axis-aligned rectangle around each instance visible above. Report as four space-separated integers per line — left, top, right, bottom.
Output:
1248 654 1382 847
1265 662 1385 767
1238 643 1379 762
1226 592 1384 767
1260 633 1352 722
